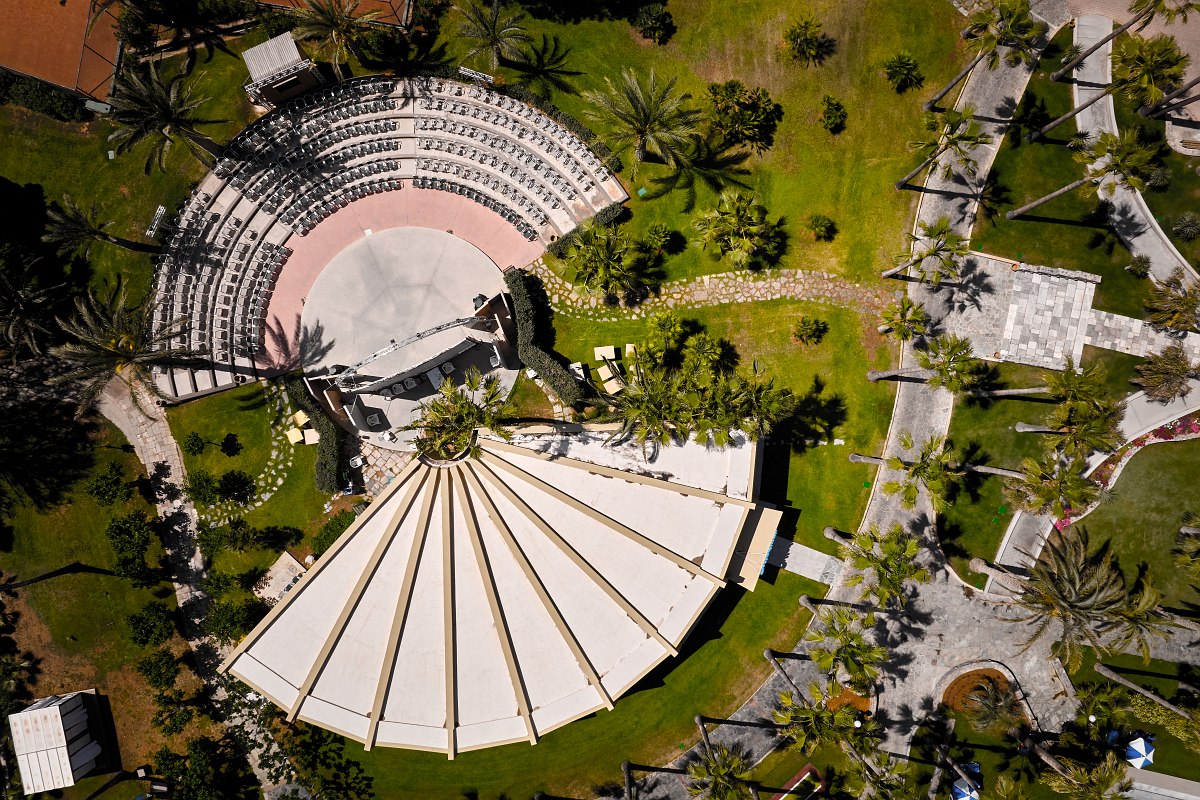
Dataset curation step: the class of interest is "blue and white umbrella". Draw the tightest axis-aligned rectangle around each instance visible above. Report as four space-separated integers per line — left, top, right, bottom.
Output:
1126 737 1154 769
952 778 981 800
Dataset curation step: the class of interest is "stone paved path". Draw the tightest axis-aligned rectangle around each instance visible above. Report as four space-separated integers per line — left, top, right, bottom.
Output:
766 540 843 584
1085 310 1200 358
1000 264 1099 368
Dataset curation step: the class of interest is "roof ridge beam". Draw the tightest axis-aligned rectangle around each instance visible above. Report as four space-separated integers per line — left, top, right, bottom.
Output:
442 470 458 760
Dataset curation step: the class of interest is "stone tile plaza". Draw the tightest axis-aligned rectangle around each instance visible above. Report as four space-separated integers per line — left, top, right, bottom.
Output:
2 1 1200 799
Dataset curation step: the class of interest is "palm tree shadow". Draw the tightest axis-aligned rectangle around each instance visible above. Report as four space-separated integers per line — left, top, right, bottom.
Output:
772 376 848 454
260 314 335 373
644 135 752 212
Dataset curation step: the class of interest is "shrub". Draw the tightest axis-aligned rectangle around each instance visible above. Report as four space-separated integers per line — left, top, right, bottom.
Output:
641 223 673 257
1146 165 1172 191
137 649 180 691
185 469 220 506
105 510 154 584
783 18 835 66
85 461 133 506
218 470 256 504
204 598 265 645
225 517 256 552
181 432 206 456
196 524 227 558
819 95 846 134
1 73 86 121
202 570 238 598
313 510 356 556
128 601 175 647
807 214 837 241
883 52 924 93
792 316 829 345
706 80 783 152
283 376 346 493
504 270 584 406
1127 254 1153 278
1173 211 1200 241
634 3 674 44
219 433 242 457
256 9 297 38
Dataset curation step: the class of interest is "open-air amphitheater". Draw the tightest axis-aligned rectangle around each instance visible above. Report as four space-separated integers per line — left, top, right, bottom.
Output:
149 75 626 401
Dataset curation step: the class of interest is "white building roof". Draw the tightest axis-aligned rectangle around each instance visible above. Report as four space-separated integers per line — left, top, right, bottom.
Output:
8 694 89 794
222 435 775 755
243 33 305 84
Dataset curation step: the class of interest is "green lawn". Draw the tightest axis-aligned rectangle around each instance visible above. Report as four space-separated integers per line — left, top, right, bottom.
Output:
942 348 1143 585
970 29 1149 318
504 372 557 420
753 742 850 795
357 573 826 798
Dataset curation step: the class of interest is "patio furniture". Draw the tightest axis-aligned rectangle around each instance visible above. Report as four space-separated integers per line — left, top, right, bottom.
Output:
380 389 393 400
303 429 321 445
440 362 455 375
569 362 585 380
593 345 618 360
625 343 637 358
597 364 615 381
366 413 382 427
285 427 304 444
292 410 309 426
403 377 418 390
603 377 625 394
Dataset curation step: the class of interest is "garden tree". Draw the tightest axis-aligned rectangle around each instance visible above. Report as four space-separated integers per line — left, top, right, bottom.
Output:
705 80 784 153
783 17 835 66
836 523 930 615
1006 131 1154 219
403 367 512 460
455 0 530 71
603 359 687 456
878 297 931 342
1145 68 1200 115
225 517 256 553
850 432 964 513
1041 752 1133 800
692 190 784 270
680 331 724 381
84 461 133 506
107 61 222 174
0 250 62 362
513 34 580 100
204 598 264 645
1014 398 1126 458
152 689 195 735
773 685 882 772
881 216 968 285
867 334 984 392
566 223 646 299
971 355 1106 404
645 132 752 211
1132 342 1198 401
127 600 175 647
584 68 701 167
292 0 382 79
896 105 994 189
218 470 256 504
43 194 159 258
924 0 1048 111
791 316 828 346
182 431 206 456
804 607 888 693
1053 0 1199 81
105 510 155 585
644 310 686 363
137 649 180 691
634 4 673 44
185 469 221 506
884 52 925 93
685 743 755 800
154 736 256 800
1144 267 1200 332
1075 681 1133 730
1032 34 1188 140
963 676 1025 733
1001 453 1099 519
51 282 201 417
818 95 847 133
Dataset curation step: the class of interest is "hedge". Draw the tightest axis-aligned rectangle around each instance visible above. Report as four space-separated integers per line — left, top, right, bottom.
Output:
282 375 346 493
0 71 86 122
504 270 584 407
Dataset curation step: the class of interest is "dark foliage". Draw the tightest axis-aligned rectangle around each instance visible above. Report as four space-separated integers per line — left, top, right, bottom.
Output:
807 214 837 241
137 648 181 690
0 70 86 122
127 600 175 647
217 469 255 504
184 469 220 506
85 461 134 506
504 270 584 406
819 95 847 134
219 432 243 456
313 510 356 557
181 431 206 456
105 510 155 584
154 736 259 800
203 597 265 645
706 80 783 153
633 3 674 44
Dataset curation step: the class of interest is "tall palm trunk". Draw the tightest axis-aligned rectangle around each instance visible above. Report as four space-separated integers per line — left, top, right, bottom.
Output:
925 52 988 112
880 262 912 279
765 649 802 693
849 453 887 466
1150 91 1200 118
1028 737 1073 778
623 761 635 800
823 526 850 544
1141 73 1200 115
968 558 1027 593
1094 663 1191 717
797 594 818 616
972 386 1050 398
1027 90 1108 142
866 367 934 383
1181 525 1200 535
695 714 714 756
896 145 949 189
937 744 977 784
966 464 1024 479
103 232 161 252
1051 10 1153 81
1005 177 1092 219
183 129 224 160
1015 422 1056 434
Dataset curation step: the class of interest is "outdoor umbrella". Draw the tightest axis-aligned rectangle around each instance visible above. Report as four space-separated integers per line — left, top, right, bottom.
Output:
952 778 981 800
1126 737 1155 769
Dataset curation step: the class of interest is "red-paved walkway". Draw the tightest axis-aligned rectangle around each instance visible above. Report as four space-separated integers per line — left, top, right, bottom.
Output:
260 188 544 369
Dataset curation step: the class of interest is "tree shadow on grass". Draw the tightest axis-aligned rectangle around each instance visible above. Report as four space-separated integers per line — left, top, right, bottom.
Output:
771 376 848 455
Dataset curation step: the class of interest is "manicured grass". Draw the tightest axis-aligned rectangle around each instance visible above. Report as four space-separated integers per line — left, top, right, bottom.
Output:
942 347 1143 584
356 573 826 798
1070 437 1200 612
504 372 557 420
551 299 895 553
971 30 1148 318
753 743 849 794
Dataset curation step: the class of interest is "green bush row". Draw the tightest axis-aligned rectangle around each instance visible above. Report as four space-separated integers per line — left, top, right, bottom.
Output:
0 70 86 122
503 270 583 407
282 375 346 493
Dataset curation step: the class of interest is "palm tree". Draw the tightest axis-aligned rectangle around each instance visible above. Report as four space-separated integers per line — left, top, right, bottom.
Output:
723 370 795 441
1075 680 1134 730
1145 266 1200 332
50 283 202 417
513 34 580 100
878 297 931 341
584 68 701 167
971 355 1106 404
1132 342 1198 401
1002 453 1100 520
1006 131 1154 219
896 106 995 188
1104 575 1180 662
692 190 783 270
963 675 1026 733
773 686 880 773
1040 752 1133 800
838 523 931 614
455 0 531 72
0 250 63 362
850 432 964 512
107 61 221 174
924 0 1048 112
1052 0 1199 82
868 334 983 393
567 223 644 299
685 743 755 800
881 216 969 285
603 359 687 457
1093 663 1193 717
403 366 512 460
43 194 160 257
292 0 382 80
1176 514 1200 580
1033 34 1188 140
1014 399 1126 458
804 607 888 693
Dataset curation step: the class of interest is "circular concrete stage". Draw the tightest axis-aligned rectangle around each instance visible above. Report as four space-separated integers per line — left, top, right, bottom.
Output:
300 227 505 379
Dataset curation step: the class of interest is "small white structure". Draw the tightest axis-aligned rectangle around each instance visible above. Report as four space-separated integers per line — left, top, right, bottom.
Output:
243 32 323 108
8 691 101 795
